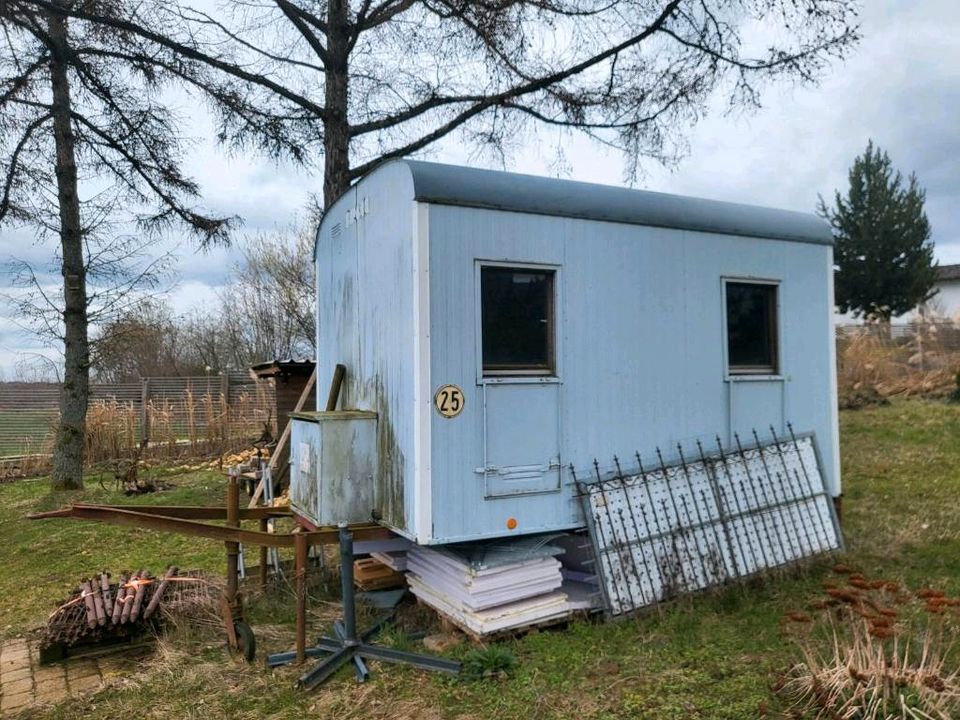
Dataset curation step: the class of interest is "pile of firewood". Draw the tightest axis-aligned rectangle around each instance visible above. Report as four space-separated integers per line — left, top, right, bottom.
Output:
42 567 211 653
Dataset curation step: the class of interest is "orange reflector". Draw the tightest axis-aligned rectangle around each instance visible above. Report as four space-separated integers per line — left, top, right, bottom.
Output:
506 517 518 530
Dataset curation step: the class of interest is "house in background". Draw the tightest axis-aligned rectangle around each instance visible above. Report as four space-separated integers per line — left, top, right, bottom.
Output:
835 263 960 326
923 264 960 319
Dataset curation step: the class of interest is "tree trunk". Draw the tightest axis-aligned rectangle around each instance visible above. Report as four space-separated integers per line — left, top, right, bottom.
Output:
323 0 350 209
48 3 87 491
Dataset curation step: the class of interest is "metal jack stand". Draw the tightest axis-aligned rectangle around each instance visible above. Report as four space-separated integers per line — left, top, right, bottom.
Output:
266 524 461 691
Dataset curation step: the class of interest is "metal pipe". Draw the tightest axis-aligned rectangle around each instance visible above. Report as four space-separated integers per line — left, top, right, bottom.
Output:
100 572 113 619
111 574 127 625
81 580 97 629
339 524 357 642
27 504 292 521
121 571 142 624
144 566 178 620
130 570 149 622
295 531 308 664
90 578 106 626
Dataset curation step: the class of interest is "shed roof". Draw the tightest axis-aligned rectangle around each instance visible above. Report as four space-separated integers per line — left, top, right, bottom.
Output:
937 264 960 282
248 358 315 380
394 160 833 245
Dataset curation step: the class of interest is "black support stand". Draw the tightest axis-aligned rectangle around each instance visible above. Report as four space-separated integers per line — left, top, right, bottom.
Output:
266 523 461 691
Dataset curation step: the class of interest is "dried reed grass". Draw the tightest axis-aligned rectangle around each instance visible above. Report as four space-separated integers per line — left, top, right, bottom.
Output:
838 318 960 408
780 571 960 719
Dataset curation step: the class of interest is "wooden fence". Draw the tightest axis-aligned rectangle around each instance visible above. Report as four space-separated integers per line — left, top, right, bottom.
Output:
0 372 275 460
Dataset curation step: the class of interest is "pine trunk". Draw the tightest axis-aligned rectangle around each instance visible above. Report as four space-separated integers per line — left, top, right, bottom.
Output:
323 0 350 209
48 3 87 491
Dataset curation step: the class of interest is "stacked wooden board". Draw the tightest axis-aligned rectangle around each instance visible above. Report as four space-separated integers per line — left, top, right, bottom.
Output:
405 540 599 636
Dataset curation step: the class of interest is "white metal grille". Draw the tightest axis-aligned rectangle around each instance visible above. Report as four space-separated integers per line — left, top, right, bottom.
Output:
574 428 843 617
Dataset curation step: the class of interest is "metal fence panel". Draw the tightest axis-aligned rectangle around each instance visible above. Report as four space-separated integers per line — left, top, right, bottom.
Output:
575 428 843 617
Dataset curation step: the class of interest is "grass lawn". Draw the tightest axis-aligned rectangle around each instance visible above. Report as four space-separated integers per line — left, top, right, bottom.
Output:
2 399 959 719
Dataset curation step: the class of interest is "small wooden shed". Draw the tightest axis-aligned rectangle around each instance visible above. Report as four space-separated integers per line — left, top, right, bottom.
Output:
249 358 315 481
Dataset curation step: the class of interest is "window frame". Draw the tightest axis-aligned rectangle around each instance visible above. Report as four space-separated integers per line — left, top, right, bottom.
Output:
722 277 782 379
475 260 560 383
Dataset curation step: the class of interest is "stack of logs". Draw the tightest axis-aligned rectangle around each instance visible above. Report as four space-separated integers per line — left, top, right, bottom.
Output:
44 567 179 649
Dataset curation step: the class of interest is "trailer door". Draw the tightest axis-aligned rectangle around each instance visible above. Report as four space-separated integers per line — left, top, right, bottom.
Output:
476 263 561 498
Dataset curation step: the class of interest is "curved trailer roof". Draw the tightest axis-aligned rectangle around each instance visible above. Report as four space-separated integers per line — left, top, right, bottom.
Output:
324 159 834 246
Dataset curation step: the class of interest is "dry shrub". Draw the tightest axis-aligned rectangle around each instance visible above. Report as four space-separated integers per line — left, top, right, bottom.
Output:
1 378 275 480
780 572 960 719
838 319 960 409
86 398 140 465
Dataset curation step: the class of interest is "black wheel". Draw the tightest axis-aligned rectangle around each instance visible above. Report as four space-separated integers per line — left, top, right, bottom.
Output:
234 621 256 662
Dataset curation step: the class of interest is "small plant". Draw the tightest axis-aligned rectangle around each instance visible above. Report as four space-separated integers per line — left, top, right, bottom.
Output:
461 645 519 681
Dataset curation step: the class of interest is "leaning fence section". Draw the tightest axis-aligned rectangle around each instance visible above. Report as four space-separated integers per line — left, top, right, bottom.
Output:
573 425 843 617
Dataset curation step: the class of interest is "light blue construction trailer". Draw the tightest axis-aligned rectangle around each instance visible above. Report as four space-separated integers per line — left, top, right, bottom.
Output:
289 160 840 546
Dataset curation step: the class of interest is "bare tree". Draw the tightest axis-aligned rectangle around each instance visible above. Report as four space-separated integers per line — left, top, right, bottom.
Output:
217 225 316 364
93 225 315 380
0 0 232 489
21 1 861 208
90 299 183 382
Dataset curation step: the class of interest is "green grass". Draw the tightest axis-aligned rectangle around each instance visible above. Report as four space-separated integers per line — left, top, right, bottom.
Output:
4 399 959 719
0 469 227 633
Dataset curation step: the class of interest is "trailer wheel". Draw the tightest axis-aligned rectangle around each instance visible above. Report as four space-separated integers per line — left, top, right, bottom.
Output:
233 621 256 662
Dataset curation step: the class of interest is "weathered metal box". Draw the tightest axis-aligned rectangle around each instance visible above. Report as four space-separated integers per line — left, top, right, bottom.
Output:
289 411 378 527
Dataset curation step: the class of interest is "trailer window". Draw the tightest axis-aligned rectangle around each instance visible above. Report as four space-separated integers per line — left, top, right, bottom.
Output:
725 281 778 375
481 266 555 375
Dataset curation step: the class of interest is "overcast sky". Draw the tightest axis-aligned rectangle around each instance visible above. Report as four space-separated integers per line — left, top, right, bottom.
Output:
1 0 958 378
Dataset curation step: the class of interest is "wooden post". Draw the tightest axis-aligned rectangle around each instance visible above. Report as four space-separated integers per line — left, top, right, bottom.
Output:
325 363 346 411
295 531 308 664
140 378 150 441
259 518 269 591
220 372 231 440
226 472 240 607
